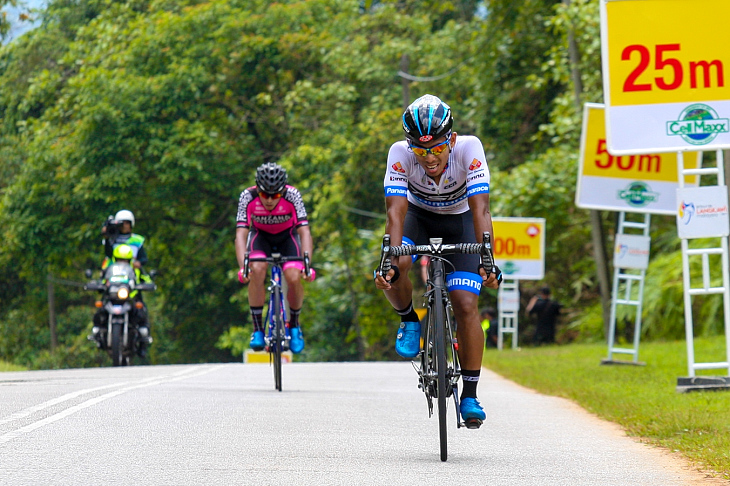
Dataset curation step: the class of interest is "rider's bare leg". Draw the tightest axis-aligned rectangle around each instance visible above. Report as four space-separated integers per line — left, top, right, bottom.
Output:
247 262 268 307
284 267 304 310
450 289 484 370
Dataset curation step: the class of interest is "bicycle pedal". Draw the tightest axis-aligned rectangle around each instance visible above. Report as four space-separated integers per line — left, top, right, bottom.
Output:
464 418 482 430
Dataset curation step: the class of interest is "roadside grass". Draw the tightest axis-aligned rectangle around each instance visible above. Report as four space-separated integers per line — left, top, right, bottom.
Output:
482 337 730 479
0 360 26 372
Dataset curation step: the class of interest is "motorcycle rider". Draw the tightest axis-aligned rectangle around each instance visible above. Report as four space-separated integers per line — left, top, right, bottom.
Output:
101 209 148 271
93 210 152 357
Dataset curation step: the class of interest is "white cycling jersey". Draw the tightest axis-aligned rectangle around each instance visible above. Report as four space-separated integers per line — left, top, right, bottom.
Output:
383 135 490 214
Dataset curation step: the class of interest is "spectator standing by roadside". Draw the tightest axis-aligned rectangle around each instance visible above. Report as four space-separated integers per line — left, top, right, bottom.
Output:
526 286 561 345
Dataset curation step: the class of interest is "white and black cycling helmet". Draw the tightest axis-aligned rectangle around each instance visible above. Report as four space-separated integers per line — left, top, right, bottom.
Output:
255 162 288 194
114 209 135 227
402 94 453 144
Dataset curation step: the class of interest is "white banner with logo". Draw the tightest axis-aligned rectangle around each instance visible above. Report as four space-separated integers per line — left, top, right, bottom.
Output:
608 102 730 154
498 287 520 312
676 186 730 239
613 234 651 270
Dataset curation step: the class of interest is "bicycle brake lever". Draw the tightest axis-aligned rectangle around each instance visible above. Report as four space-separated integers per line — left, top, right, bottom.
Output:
243 253 250 280
379 234 392 278
480 232 496 276
303 252 311 278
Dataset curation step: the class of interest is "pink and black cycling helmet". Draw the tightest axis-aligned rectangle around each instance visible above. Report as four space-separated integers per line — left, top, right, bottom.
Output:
402 94 453 144
255 162 288 194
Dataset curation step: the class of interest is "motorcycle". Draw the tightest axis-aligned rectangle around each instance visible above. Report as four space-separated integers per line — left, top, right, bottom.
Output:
85 261 157 366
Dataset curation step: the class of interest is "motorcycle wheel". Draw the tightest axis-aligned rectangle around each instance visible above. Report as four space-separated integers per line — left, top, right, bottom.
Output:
111 324 124 367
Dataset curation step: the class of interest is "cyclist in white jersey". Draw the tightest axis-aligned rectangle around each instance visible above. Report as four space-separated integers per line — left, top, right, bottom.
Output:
375 94 502 428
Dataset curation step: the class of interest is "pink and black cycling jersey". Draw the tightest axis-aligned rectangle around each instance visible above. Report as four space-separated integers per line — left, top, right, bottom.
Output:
236 185 309 233
383 135 490 214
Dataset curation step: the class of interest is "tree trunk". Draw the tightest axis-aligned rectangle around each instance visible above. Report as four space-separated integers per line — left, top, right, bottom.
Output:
564 0 612 332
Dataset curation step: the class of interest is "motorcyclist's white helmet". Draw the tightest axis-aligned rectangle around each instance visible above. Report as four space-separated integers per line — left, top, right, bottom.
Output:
114 209 135 227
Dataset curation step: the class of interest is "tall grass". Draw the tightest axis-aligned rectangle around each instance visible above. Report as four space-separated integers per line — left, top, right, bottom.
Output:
482 337 730 479
0 360 26 372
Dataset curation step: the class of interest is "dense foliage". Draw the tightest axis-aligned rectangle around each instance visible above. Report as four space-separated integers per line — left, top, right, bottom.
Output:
0 0 722 368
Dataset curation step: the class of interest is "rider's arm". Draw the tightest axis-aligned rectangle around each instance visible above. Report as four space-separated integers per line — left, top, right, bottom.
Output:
383 141 411 245
296 225 315 281
104 235 114 259
468 192 500 289
135 243 148 267
235 227 250 269
376 195 408 286
467 192 494 245
385 195 408 247
377 142 410 288
235 188 254 269
296 224 313 260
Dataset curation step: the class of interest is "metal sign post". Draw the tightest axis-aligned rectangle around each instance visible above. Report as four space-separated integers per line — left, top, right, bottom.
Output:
602 212 650 365
497 280 520 350
676 150 730 392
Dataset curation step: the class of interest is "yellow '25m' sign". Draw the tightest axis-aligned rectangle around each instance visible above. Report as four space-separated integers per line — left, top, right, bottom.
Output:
601 0 730 153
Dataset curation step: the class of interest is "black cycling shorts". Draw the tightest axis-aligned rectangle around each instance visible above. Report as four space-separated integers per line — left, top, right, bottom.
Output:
247 227 304 271
402 203 482 295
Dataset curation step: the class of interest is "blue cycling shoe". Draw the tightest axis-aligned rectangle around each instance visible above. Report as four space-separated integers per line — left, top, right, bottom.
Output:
395 321 421 358
289 327 305 354
249 330 265 351
460 397 486 429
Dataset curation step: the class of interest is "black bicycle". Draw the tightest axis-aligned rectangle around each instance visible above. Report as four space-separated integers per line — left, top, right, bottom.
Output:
378 232 498 461
243 252 310 392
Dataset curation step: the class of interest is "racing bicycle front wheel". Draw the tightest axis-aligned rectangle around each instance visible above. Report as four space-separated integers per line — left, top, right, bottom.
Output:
430 263 449 462
272 284 283 392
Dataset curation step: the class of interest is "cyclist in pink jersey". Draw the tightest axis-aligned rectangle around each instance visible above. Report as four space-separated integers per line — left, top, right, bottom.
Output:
235 162 314 353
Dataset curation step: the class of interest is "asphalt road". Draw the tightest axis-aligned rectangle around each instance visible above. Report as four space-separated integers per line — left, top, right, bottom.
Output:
0 362 724 485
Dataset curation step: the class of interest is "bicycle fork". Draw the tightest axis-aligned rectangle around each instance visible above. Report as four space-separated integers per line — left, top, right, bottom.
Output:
265 266 290 353
416 288 463 427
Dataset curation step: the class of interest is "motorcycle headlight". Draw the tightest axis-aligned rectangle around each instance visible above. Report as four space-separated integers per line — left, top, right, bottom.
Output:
117 287 129 300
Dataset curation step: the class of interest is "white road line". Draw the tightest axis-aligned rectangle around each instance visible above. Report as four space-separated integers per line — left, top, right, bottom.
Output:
0 382 131 426
0 365 224 445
